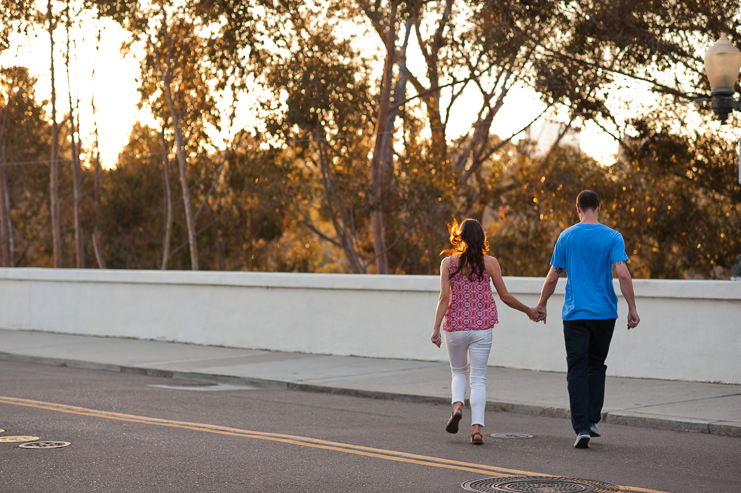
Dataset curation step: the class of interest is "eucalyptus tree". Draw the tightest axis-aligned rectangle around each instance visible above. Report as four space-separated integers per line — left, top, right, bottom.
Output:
0 0 36 53
0 69 19 266
89 0 236 270
47 0 62 267
532 1 741 276
257 2 378 273
90 28 105 269
64 0 85 268
0 0 37 267
0 67 53 268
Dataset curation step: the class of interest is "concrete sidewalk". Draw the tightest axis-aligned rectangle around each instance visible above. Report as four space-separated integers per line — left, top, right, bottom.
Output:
0 329 739 437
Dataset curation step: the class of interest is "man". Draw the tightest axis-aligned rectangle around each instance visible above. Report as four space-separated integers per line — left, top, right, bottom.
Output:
536 190 640 449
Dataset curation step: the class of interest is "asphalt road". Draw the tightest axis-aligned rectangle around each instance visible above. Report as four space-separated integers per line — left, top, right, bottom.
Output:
0 360 739 493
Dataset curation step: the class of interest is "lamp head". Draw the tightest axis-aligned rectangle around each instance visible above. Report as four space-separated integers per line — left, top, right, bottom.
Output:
704 35 741 95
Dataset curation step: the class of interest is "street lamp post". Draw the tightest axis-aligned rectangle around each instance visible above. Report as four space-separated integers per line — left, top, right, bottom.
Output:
703 35 741 123
704 35 741 279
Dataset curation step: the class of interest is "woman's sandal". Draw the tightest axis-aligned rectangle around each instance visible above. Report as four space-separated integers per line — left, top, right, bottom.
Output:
470 431 484 445
445 410 462 434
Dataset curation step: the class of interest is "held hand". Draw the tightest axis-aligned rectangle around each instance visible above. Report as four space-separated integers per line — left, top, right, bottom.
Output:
431 329 442 348
535 304 547 324
526 307 542 322
627 308 640 329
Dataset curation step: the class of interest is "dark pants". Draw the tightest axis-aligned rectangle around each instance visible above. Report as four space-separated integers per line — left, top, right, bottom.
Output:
563 319 616 435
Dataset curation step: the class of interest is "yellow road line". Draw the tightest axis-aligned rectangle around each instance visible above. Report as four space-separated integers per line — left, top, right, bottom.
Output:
0 395 669 492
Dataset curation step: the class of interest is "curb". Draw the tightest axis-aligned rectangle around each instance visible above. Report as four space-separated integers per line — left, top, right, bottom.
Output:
1 352 739 438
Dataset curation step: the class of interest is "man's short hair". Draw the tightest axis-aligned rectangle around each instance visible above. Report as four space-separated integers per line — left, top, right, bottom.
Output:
577 190 600 211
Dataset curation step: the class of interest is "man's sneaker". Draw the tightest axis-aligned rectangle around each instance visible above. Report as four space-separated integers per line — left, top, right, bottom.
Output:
574 434 590 448
589 423 601 437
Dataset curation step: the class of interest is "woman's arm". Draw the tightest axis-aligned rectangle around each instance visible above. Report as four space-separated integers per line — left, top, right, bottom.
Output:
430 257 451 347
486 256 539 320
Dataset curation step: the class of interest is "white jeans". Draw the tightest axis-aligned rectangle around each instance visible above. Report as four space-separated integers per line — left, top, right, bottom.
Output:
445 328 493 427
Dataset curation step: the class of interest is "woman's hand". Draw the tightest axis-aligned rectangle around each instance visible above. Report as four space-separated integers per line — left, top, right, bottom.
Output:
431 329 442 348
527 306 546 322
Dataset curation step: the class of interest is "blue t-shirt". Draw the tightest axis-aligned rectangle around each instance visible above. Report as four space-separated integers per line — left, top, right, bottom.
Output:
550 223 629 321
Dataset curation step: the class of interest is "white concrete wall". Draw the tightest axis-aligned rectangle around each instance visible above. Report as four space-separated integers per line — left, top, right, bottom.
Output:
0 268 739 384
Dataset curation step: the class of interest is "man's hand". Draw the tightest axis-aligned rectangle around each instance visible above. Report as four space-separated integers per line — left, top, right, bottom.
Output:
615 261 639 330
430 329 442 347
536 266 560 325
535 304 547 324
627 308 640 329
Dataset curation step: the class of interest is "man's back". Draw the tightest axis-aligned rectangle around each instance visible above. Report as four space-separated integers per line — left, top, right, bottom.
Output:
536 190 640 447
551 223 628 321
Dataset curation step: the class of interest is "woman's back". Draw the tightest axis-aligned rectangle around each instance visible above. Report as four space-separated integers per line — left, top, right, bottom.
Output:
444 255 499 332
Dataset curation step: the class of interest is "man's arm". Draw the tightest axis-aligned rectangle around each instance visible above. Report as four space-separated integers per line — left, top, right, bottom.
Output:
614 261 640 329
536 266 564 324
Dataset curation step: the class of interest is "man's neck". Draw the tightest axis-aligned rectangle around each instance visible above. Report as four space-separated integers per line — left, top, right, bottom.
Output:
579 211 600 224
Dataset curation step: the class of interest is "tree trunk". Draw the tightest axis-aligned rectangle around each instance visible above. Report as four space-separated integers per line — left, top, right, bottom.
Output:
66 0 84 268
170 111 198 270
367 3 397 274
91 147 105 269
216 225 225 271
160 129 173 270
0 69 16 267
0 126 8 267
48 0 62 268
316 125 365 273
154 10 198 270
0 165 11 267
91 29 105 269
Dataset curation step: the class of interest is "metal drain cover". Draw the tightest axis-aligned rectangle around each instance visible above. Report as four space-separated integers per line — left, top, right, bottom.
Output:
462 476 625 492
19 441 71 449
0 436 40 443
490 433 533 439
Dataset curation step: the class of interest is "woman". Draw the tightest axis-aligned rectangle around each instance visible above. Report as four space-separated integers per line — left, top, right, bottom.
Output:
431 218 540 445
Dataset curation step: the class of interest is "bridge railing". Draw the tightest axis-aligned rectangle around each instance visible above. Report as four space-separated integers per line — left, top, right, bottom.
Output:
1 268 739 384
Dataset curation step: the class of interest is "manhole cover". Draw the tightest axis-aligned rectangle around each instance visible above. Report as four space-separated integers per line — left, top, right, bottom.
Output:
0 436 40 443
490 433 533 439
19 441 71 449
462 476 625 492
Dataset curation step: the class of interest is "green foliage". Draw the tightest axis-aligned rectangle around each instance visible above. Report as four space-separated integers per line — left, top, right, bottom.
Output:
97 123 180 269
612 123 741 279
484 145 615 276
3 1 741 278
1 67 53 266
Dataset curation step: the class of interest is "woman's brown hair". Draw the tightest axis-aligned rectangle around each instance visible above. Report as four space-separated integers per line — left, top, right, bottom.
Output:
441 218 489 281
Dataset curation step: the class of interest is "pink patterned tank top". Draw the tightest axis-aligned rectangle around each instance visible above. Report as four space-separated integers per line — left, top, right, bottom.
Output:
443 257 499 332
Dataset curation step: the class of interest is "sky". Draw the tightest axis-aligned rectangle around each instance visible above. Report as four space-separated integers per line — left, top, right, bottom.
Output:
2 4 732 171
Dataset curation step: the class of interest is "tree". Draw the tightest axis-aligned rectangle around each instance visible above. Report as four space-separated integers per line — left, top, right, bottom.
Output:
65 0 84 268
98 123 180 269
0 75 13 266
91 0 227 270
609 122 741 279
47 0 62 267
0 67 53 267
90 28 105 268
0 0 35 54
257 3 378 272
159 127 173 269
4 0 739 278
